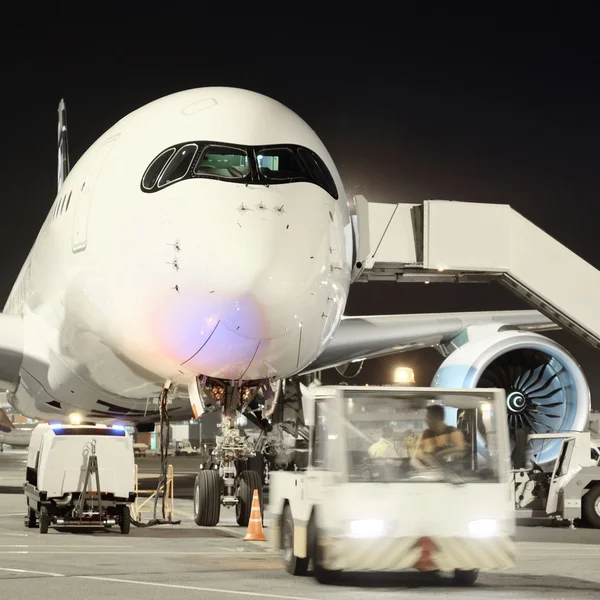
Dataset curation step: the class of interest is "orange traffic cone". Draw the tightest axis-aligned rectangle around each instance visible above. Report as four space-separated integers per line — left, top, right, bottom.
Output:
243 489 266 541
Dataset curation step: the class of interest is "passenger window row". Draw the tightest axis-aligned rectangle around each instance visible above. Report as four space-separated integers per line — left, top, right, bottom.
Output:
52 190 73 220
141 141 338 199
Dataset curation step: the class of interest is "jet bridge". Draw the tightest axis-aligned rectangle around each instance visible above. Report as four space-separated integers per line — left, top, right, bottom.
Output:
352 198 600 351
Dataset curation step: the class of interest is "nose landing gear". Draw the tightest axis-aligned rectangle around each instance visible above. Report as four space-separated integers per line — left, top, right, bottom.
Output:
192 382 267 528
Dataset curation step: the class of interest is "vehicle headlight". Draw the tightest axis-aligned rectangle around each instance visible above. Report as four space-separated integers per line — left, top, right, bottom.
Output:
349 519 385 538
468 518 498 537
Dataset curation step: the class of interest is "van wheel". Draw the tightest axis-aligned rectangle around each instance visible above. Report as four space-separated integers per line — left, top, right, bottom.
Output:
455 569 479 586
281 505 308 575
25 506 36 528
582 484 600 528
39 507 50 534
120 505 131 534
236 470 262 527
194 470 220 526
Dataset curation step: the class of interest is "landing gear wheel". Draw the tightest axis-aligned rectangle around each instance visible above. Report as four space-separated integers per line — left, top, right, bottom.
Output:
235 470 262 527
25 506 36 529
120 505 131 534
582 484 600 528
313 532 341 585
281 505 308 575
247 453 264 480
454 569 479 586
39 506 50 534
194 469 221 526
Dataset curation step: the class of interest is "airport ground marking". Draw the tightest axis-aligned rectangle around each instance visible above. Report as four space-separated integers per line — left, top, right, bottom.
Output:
0 550 276 555
0 567 64 577
79 576 319 599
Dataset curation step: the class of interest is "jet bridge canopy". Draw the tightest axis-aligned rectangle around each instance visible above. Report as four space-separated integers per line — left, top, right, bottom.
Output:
354 198 600 351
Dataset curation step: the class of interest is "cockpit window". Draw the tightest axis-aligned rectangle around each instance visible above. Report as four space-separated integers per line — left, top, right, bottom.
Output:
157 144 198 188
193 145 250 180
142 148 175 190
256 147 305 181
298 148 338 199
141 141 338 200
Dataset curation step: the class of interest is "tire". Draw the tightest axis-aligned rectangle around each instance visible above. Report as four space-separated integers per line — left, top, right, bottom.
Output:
281 505 308 575
235 470 262 527
454 569 479 586
39 506 50 534
25 506 36 529
247 453 264 480
582 484 600 528
120 505 131 534
313 531 341 585
194 469 221 526
236 454 264 482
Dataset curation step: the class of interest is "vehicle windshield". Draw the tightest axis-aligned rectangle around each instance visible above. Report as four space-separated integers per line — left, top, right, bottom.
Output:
341 393 499 484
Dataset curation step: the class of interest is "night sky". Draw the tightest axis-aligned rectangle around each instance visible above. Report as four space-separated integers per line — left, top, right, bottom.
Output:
2 12 600 402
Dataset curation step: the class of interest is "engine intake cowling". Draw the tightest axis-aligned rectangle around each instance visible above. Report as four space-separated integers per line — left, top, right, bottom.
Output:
431 329 590 466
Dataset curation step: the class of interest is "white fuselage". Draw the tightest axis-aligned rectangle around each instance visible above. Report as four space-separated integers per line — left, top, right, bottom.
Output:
4 88 353 423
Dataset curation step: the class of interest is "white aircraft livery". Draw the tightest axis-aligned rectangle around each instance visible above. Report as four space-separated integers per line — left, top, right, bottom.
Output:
0 87 588 524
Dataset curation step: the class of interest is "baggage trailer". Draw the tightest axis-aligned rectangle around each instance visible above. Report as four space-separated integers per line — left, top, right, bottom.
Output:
23 423 136 534
267 385 516 585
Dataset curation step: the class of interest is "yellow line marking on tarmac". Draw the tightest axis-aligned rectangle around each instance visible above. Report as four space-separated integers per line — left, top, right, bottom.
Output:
174 508 195 520
78 576 318 599
216 525 243 537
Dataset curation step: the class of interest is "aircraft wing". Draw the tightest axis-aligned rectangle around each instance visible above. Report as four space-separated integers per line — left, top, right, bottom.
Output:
299 310 558 374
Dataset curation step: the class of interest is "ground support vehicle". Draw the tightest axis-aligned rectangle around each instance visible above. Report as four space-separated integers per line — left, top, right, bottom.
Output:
267 385 516 585
23 423 136 534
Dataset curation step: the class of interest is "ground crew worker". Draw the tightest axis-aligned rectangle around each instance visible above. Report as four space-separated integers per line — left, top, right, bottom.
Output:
417 404 466 457
368 426 398 458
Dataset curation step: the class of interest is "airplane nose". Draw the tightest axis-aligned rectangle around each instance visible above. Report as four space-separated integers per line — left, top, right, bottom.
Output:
149 184 347 379
206 224 327 340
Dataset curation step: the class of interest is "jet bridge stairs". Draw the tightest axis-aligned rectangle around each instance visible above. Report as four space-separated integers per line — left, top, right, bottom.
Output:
352 198 600 351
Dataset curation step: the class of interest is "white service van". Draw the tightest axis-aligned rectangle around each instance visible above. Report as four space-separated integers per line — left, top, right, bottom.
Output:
24 423 136 534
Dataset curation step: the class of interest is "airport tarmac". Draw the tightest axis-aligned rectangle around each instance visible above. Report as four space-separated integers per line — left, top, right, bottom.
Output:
2 449 600 598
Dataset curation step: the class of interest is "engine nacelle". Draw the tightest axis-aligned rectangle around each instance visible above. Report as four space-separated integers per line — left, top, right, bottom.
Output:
432 328 590 465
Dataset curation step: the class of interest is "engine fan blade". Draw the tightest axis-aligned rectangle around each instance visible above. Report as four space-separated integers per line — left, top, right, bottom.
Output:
517 363 544 394
536 401 562 408
525 413 553 427
533 411 560 418
529 387 562 401
507 362 522 389
525 369 564 396
481 369 505 389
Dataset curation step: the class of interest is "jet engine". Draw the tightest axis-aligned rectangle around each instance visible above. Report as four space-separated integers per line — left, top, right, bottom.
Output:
431 328 590 465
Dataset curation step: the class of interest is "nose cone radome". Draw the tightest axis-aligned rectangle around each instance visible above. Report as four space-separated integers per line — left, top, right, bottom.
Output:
110 182 349 381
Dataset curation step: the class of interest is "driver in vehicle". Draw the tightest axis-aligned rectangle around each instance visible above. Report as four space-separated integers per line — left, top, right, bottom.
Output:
417 404 466 458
